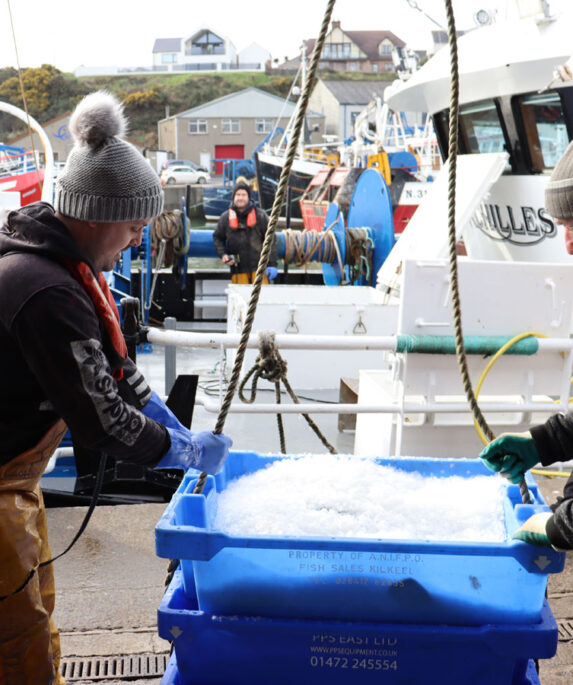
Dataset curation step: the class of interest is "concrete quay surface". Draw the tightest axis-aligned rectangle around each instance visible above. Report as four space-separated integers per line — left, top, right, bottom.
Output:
46 474 573 684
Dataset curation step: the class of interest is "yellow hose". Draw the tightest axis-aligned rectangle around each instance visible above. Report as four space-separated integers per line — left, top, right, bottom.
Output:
530 468 571 478
474 331 547 446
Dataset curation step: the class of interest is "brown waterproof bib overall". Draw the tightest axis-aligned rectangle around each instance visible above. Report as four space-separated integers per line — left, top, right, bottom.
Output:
0 419 67 685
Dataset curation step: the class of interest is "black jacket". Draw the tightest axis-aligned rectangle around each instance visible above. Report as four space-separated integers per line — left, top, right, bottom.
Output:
213 202 277 274
531 416 573 549
0 202 168 468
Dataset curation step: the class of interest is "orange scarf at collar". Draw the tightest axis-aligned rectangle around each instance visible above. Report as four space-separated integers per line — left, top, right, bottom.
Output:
62 260 127 380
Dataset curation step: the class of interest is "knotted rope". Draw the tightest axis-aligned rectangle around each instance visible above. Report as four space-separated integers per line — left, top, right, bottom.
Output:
151 210 187 269
238 331 337 454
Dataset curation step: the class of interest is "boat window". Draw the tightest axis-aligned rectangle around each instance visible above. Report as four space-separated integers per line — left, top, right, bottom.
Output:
459 100 506 156
517 93 568 170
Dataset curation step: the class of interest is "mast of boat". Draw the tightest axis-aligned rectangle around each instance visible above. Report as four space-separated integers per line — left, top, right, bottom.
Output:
274 45 308 160
0 101 54 204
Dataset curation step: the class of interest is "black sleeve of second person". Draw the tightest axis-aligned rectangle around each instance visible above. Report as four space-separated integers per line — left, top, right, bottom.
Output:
257 209 278 267
530 413 573 466
213 213 228 258
10 283 169 466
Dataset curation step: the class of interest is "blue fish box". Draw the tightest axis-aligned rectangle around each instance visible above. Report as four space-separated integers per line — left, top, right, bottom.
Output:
157 568 553 685
155 452 565 625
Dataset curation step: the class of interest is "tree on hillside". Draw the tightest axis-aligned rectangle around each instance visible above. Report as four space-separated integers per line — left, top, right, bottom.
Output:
123 86 166 140
0 65 87 138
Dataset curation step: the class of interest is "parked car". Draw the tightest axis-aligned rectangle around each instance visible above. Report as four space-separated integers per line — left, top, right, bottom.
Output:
161 159 209 172
160 165 211 185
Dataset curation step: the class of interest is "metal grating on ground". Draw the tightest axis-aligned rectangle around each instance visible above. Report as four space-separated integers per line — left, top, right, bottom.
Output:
558 620 573 641
61 653 169 681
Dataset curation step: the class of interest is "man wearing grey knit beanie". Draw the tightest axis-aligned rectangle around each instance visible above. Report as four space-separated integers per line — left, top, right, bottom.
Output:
0 91 231 684
545 139 573 255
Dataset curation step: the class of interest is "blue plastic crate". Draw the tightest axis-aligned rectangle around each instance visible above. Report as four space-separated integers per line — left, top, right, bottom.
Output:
158 568 552 685
160 653 542 685
155 452 565 625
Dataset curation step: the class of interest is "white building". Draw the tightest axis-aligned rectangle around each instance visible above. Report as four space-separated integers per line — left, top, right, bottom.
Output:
152 28 268 73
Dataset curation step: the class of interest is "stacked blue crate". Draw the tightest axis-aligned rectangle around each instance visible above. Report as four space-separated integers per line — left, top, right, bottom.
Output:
158 567 553 685
155 452 564 684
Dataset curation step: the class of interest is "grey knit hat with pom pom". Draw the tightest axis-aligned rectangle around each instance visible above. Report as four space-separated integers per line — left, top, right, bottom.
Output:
545 139 573 219
54 91 163 222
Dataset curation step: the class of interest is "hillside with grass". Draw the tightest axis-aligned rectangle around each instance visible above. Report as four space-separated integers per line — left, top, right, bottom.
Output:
0 65 392 147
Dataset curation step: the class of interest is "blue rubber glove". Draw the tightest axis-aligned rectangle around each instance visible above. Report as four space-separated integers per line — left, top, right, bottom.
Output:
142 392 232 474
512 512 552 547
479 432 539 484
266 266 278 281
141 391 188 431
156 426 231 474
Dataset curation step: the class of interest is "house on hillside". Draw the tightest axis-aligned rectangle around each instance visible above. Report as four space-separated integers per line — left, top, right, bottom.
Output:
297 21 405 74
157 87 325 173
309 80 393 140
152 28 270 73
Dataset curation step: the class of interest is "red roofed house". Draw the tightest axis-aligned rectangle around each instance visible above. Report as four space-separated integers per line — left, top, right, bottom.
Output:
302 21 405 75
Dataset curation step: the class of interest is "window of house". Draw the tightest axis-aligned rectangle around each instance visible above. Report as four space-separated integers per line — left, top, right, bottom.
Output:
222 119 240 134
517 92 568 170
349 62 357 71
189 119 208 134
322 42 351 59
161 53 178 64
187 30 224 55
379 41 393 55
371 63 379 73
384 63 394 71
255 119 273 134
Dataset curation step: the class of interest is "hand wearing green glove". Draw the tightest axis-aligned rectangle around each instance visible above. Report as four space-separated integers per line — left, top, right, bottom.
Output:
512 512 552 547
479 432 539 484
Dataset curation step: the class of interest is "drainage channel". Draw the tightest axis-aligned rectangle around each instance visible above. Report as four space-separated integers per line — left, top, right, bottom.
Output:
61 653 169 681
558 619 573 641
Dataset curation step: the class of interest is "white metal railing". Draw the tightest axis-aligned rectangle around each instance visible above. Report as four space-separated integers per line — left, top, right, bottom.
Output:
146 327 573 353
145 326 573 416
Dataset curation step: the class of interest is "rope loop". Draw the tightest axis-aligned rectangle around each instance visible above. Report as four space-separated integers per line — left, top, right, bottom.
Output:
238 331 288 403
151 210 186 268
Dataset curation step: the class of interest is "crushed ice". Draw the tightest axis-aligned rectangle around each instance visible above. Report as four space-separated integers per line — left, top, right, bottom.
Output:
214 455 507 542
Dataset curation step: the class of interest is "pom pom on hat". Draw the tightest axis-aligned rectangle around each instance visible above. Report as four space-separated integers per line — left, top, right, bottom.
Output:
55 90 163 222
69 91 127 148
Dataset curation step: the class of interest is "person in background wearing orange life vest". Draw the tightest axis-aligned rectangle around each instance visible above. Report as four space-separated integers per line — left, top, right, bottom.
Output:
213 181 278 284
0 92 231 685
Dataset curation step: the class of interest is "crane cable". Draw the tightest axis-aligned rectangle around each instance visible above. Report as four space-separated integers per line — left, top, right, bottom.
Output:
442 0 532 504
192 0 338 495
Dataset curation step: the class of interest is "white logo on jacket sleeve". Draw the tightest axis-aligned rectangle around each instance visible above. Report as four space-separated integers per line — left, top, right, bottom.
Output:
71 339 144 446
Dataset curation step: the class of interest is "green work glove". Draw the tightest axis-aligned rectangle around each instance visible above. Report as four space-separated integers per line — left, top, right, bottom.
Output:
479 432 539 484
512 512 552 547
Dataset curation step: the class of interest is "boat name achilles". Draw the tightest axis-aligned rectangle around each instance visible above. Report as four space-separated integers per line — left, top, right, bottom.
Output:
471 203 556 244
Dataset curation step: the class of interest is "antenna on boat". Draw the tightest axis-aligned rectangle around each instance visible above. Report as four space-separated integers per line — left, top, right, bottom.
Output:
405 0 446 30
